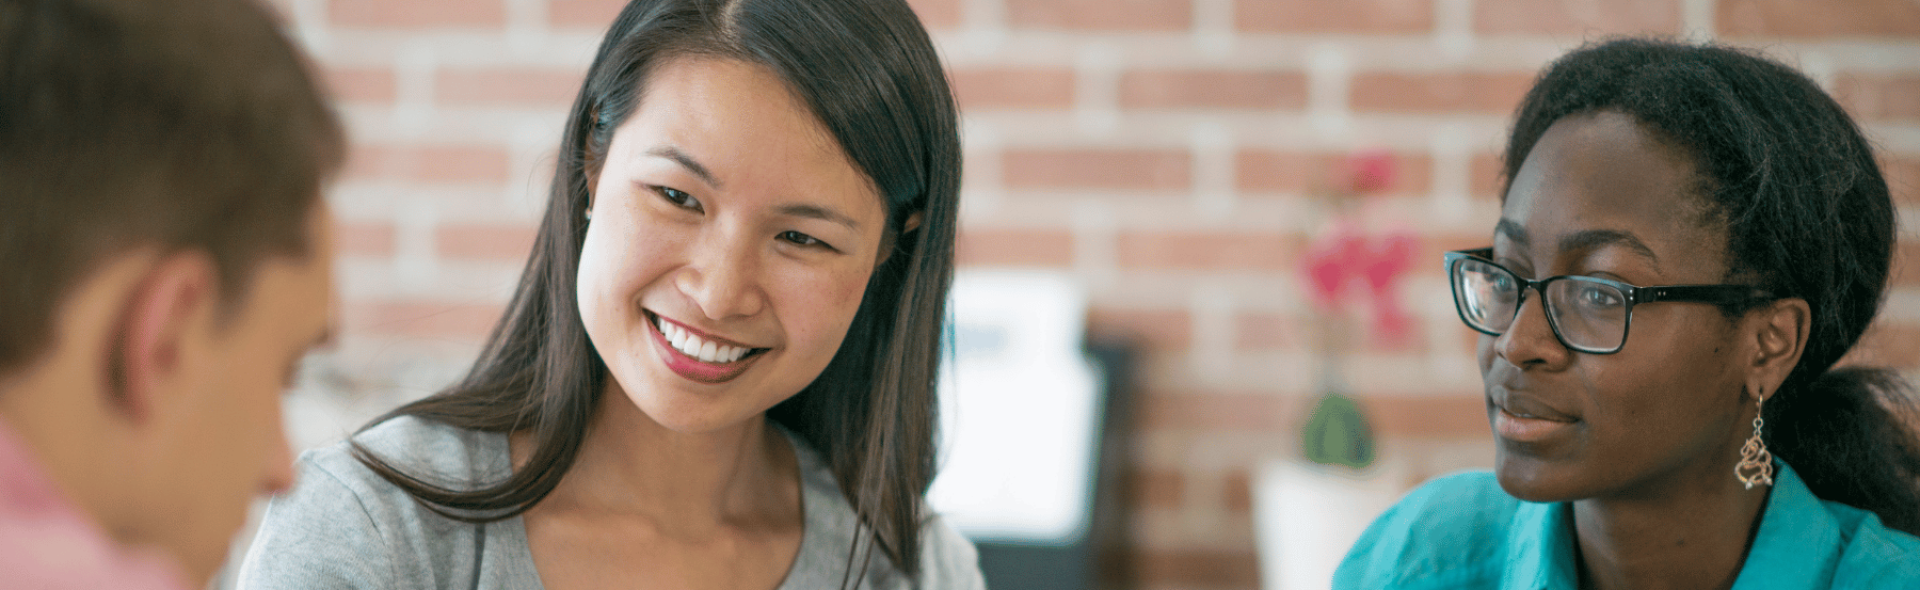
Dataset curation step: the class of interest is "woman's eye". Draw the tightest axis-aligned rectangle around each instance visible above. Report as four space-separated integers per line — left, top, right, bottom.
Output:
655 186 702 212
778 230 828 249
1492 273 1516 292
1576 284 1622 308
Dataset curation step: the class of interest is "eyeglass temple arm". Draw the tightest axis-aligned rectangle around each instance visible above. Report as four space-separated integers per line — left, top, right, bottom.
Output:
1638 285 1773 305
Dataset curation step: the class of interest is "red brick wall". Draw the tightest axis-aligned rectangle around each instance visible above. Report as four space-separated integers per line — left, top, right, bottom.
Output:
263 0 1920 588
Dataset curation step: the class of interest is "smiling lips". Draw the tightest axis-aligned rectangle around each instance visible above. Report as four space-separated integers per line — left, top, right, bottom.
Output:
648 313 767 384
658 319 754 363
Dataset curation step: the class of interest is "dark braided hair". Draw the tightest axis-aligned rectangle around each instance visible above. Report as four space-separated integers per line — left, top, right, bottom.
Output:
1502 37 1920 534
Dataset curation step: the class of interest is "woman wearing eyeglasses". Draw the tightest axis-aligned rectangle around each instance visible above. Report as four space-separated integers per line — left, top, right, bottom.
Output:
1335 38 1920 589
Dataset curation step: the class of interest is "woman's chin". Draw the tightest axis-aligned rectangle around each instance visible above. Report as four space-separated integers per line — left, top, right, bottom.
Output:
625 394 755 435
1494 454 1584 503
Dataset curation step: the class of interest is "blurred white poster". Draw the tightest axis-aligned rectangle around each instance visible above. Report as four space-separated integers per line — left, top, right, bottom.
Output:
927 270 1103 545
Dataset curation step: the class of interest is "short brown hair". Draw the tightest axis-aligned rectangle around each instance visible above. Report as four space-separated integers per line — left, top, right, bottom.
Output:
0 0 345 372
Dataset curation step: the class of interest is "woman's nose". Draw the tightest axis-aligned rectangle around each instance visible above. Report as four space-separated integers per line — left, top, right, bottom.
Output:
675 231 766 320
1495 291 1572 370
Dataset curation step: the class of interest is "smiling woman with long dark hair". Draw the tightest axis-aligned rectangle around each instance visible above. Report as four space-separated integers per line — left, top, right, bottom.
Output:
237 0 977 588
1336 38 1920 589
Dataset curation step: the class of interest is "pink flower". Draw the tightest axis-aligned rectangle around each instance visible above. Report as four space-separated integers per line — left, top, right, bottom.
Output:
1343 149 1396 195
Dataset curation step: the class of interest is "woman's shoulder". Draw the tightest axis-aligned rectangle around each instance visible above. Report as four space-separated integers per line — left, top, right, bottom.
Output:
288 415 509 512
1358 470 1525 540
1823 501 1920 587
910 513 986 589
347 415 510 481
1334 470 1528 589
237 416 509 589
779 430 985 589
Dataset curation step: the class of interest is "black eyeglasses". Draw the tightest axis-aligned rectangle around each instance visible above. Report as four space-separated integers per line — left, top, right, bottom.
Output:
1444 248 1773 354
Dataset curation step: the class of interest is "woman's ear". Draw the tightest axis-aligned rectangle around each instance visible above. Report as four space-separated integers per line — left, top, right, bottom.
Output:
582 106 608 211
876 211 923 267
1747 297 1811 398
582 159 602 215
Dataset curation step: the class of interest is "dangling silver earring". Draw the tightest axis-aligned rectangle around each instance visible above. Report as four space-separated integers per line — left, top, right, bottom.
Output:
583 207 593 221
1736 392 1774 489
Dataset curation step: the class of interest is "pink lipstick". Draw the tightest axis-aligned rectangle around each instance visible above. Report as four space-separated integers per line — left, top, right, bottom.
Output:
647 312 763 384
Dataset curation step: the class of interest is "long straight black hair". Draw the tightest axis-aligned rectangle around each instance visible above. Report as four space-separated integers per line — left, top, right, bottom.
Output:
1502 37 1920 534
349 0 960 576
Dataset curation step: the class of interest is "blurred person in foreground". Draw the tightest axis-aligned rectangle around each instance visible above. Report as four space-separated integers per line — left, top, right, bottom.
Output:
238 0 982 588
1337 38 1920 589
0 0 344 587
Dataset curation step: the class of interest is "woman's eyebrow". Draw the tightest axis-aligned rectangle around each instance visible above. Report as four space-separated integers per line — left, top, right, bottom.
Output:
646 145 721 189
1495 218 1527 245
1559 229 1661 268
778 203 860 231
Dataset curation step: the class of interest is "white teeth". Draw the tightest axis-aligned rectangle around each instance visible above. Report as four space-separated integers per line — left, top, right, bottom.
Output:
656 315 754 364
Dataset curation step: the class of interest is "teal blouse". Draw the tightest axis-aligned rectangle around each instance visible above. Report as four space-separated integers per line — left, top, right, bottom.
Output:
1335 461 1920 589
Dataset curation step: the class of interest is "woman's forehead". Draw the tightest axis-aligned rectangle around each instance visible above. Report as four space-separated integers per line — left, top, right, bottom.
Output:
608 58 882 214
1499 112 1728 275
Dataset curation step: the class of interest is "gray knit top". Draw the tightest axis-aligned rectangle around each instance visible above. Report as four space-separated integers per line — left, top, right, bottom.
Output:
237 416 985 590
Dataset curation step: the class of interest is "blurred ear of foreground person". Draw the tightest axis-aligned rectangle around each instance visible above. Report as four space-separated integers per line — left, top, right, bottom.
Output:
1336 37 1920 590
0 0 345 588
236 1 984 589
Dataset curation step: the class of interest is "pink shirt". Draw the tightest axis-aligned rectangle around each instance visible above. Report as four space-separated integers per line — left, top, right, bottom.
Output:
0 420 186 590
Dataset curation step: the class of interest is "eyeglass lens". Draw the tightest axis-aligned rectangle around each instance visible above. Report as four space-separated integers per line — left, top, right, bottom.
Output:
1452 258 1629 352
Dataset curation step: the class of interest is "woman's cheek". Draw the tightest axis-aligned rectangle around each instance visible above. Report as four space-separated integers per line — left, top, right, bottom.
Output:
790 263 874 337
784 254 872 303
1476 334 1498 375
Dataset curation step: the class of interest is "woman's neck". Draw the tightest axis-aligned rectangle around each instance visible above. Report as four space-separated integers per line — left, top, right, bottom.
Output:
511 384 800 533
1570 455 1771 590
